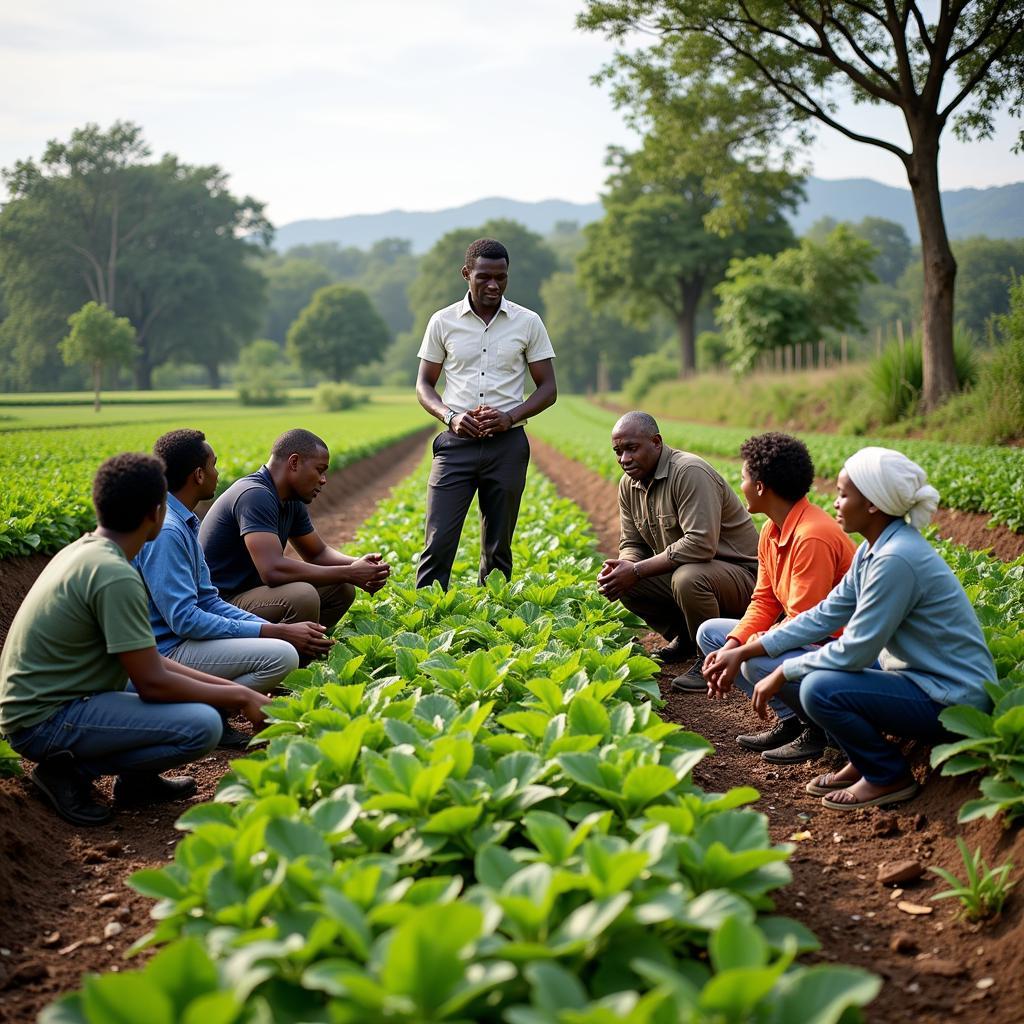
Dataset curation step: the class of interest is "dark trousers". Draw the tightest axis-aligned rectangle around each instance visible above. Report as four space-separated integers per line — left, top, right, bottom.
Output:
417 428 531 589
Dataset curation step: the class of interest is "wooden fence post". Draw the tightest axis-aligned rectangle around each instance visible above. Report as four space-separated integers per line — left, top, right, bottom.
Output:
841 334 849 367
819 339 826 369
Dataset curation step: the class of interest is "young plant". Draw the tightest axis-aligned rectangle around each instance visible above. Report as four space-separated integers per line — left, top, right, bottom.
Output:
929 837 1016 921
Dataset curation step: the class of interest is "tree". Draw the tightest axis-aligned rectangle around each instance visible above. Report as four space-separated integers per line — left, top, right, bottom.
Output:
0 121 270 390
287 284 391 382
715 225 876 371
58 301 137 411
540 271 657 391
577 142 796 374
580 1 1024 407
261 257 334 343
854 217 914 287
407 218 557 334
900 235 1024 336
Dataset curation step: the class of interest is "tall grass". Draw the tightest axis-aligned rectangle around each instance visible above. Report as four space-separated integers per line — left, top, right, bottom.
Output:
867 328 979 424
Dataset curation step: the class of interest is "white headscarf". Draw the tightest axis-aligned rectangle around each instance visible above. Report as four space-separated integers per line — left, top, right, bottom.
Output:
843 447 940 530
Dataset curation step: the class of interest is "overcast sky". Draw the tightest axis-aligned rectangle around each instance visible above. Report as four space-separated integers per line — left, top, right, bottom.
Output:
1 0 1021 226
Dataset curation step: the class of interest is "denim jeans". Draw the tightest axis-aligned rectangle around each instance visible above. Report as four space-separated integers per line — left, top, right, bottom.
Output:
695 618 817 722
7 691 222 778
799 668 949 785
166 636 299 693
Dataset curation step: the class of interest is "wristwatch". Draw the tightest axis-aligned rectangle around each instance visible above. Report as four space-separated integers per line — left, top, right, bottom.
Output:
443 409 456 428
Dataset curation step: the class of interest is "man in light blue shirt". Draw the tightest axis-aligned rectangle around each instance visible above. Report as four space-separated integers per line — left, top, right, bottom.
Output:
136 430 333 746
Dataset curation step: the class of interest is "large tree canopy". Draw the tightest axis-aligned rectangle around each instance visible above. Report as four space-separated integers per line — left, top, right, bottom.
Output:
580 0 1024 406
577 141 797 374
0 121 270 389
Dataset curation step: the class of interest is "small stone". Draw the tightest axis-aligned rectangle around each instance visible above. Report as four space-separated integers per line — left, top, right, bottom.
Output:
97 893 119 907
897 900 934 916
833 831 844 843
917 959 964 978
0 948 10 956
907 982 921 993
878 859 925 885
890 888 905 901
976 978 995 990
103 922 123 939
890 931 918 954
913 813 928 831
42 930 61 947
872 814 899 837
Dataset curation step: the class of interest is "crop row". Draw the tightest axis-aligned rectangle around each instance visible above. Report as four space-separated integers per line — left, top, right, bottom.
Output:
541 398 1024 532
46 459 879 1024
0 402 427 559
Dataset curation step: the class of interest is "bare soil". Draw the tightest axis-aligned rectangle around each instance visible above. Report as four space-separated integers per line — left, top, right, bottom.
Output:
530 436 1024 1024
0 429 432 1023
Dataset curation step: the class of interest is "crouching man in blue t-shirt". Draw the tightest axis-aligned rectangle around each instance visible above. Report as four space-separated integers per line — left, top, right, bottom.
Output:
0 454 271 826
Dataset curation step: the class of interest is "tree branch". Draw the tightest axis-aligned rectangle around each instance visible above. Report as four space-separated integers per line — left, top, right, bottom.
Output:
67 243 107 305
907 0 935 56
711 26 911 163
940 18 1019 122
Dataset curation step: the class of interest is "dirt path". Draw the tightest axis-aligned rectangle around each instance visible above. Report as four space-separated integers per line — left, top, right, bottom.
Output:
0 429 432 1023
531 436 1024 1024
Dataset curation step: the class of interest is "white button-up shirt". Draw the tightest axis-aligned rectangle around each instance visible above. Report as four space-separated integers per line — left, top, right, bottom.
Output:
417 294 555 418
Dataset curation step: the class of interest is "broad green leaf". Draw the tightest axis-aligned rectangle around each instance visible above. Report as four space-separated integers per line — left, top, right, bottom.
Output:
568 695 612 737
82 974 174 1024
622 764 679 810
264 817 330 862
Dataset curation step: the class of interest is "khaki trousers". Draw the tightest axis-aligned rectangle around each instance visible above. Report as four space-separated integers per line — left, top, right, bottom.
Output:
227 580 355 632
619 558 758 646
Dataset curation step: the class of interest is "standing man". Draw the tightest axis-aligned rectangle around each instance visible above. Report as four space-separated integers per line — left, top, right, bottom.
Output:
136 429 333 747
200 428 390 628
415 238 557 588
597 412 759 691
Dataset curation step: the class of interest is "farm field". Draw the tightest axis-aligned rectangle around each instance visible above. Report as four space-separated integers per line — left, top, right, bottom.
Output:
0 395 426 558
35 459 881 1023
1 402 1023 1023
537 397 1024 533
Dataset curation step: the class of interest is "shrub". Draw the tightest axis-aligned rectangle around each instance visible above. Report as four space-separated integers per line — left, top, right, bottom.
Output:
867 327 978 423
974 275 1024 442
234 340 294 406
314 381 369 412
623 347 678 404
696 330 729 371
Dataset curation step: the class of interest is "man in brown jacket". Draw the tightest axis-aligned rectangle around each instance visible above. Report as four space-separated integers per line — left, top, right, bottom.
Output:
597 412 759 691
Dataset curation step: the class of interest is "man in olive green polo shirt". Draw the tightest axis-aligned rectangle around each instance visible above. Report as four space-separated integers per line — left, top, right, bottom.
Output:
597 412 759 690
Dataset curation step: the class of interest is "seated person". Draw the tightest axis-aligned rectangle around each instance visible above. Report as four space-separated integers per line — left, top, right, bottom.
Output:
136 429 333 748
0 454 270 826
200 429 391 629
597 411 759 692
721 447 994 811
699 433 857 764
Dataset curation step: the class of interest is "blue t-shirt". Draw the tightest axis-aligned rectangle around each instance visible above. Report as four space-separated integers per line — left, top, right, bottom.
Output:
199 466 314 596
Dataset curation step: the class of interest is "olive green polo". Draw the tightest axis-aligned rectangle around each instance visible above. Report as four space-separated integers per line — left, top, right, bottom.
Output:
617 445 759 567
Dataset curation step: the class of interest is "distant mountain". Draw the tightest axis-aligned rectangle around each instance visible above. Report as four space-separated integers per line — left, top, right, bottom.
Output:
272 179 1023 252
273 197 603 253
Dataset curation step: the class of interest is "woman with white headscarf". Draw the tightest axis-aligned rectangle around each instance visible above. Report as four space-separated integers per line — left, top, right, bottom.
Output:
717 446 995 810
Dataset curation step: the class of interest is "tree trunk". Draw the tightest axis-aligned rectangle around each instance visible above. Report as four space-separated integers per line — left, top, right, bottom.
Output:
93 363 102 412
676 276 703 376
907 135 958 410
133 354 153 390
205 363 221 389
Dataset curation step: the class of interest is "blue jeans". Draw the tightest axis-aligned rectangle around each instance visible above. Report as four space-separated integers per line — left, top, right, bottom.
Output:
695 618 816 722
799 669 949 785
7 691 222 778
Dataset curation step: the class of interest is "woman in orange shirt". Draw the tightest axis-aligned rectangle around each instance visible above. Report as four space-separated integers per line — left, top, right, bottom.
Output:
697 433 856 764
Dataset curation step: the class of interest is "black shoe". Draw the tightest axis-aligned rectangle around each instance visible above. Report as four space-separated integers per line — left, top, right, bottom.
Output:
30 753 113 826
113 773 197 807
762 726 828 764
736 717 802 752
655 637 694 663
670 661 707 693
218 724 252 750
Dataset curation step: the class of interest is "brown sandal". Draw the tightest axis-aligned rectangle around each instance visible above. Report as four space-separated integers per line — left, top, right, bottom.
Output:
822 781 919 810
804 772 853 796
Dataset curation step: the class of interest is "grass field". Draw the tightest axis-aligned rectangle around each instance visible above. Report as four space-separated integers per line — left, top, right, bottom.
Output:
0 393 427 558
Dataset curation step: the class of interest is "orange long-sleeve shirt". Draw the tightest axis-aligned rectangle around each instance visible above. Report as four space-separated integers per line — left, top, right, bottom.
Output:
727 497 857 646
